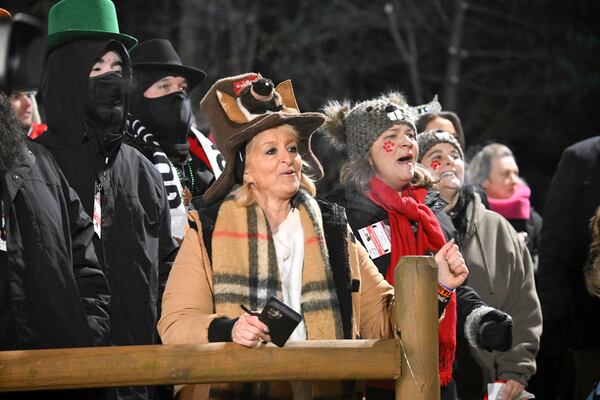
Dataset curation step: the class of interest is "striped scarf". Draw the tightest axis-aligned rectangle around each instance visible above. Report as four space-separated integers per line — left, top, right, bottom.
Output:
126 117 188 239
211 190 349 399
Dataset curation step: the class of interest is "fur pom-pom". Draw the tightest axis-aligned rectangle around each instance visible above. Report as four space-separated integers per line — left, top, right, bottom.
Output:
321 100 352 148
380 91 408 107
584 206 600 297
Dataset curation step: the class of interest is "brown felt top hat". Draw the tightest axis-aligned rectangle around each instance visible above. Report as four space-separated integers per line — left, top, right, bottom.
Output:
200 72 325 204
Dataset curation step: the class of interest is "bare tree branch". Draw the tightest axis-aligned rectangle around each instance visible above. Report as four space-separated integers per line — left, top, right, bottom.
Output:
243 4 259 71
442 0 467 110
431 0 450 26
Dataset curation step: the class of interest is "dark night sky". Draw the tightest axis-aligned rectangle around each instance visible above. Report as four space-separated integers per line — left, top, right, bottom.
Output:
3 0 599 210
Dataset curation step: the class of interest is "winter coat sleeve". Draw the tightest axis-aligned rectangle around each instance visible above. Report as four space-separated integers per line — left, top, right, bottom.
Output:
537 147 581 329
347 228 395 339
456 285 487 340
62 169 111 347
494 228 542 385
157 212 224 345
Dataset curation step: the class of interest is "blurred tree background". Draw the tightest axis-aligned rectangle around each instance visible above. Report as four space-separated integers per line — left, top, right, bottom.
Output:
5 0 600 210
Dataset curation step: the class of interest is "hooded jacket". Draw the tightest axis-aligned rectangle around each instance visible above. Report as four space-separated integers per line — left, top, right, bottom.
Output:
36 39 178 400
451 190 541 395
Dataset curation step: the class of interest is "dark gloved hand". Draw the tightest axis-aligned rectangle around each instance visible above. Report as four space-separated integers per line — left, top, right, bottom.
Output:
478 309 513 352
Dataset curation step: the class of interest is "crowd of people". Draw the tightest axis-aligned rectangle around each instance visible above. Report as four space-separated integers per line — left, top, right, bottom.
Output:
1 1 599 399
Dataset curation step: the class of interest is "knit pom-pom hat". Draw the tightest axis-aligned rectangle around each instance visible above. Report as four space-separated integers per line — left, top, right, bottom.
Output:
416 129 464 163
321 100 351 150
321 94 416 161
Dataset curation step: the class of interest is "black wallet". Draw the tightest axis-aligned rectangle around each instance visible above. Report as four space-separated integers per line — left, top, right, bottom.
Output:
244 296 303 347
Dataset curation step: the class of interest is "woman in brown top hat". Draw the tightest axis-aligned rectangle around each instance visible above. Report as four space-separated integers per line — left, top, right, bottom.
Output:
157 73 468 399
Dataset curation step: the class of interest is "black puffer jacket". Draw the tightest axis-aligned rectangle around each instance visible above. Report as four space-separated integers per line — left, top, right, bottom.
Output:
1 140 110 350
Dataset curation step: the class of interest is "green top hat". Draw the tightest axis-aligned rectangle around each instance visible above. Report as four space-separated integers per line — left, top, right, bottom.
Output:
47 0 137 51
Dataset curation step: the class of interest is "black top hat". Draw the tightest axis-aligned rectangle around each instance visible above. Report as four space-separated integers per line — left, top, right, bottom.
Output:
130 39 206 91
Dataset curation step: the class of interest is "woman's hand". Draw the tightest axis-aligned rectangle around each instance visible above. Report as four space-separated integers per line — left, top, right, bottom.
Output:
231 313 271 348
435 240 469 289
500 379 525 400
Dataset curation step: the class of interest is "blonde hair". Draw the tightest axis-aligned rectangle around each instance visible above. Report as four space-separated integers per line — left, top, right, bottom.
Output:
233 124 316 207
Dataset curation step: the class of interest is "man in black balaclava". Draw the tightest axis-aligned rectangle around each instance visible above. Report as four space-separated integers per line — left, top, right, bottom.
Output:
36 2 178 399
126 39 223 241
1 88 110 399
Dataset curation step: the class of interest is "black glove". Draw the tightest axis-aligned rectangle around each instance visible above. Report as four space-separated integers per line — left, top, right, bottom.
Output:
478 309 513 352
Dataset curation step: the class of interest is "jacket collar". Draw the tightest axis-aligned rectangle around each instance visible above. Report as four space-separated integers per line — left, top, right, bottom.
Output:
425 188 448 214
466 191 496 293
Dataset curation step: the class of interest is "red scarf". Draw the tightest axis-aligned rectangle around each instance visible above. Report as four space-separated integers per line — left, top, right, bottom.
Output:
368 176 456 386
28 122 48 140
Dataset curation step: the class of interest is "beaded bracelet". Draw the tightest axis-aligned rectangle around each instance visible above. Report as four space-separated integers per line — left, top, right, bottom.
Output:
437 281 455 299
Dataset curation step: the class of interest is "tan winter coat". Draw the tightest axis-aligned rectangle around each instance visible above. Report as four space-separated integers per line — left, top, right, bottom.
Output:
157 209 395 399
461 193 542 386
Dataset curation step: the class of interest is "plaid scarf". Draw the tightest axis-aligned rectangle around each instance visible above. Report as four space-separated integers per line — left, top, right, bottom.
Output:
211 190 350 399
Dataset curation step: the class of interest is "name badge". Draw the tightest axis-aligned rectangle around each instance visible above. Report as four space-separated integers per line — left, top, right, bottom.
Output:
93 191 102 238
357 221 391 259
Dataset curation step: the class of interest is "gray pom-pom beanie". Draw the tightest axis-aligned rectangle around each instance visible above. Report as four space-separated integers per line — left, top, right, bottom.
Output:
322 97 417 161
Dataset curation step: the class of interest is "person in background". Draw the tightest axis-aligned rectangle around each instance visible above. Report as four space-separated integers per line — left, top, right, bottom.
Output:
417 129 542 400
0 9 47 139
530 136 600 400
35 0 178 399
585 206 600 298
467 143 543 270
8 90 47 137
1 88 110 399
158 73 469 399
321 94 512 400
125 38 223 241
417 110 466 150
584 206 600 400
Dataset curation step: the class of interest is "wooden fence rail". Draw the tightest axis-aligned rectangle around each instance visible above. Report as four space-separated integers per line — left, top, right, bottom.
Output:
0 256 439 400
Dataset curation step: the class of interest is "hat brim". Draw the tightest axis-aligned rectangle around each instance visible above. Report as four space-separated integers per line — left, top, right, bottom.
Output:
203 112 325 205
133 63 207 91
47 30 138 51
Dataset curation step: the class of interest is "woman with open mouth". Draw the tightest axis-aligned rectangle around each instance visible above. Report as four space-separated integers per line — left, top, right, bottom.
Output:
321 93 515 400
417 129 541 400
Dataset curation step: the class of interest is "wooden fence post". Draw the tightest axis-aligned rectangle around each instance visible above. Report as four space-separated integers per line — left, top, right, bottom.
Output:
394 256 440 400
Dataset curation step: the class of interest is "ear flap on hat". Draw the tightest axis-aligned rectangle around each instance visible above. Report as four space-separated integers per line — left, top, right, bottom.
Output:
276 80 300 113
216 90 249 124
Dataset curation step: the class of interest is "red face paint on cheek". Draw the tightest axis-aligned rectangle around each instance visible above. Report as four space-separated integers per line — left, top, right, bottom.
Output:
383 141 395 153
430 160 441 171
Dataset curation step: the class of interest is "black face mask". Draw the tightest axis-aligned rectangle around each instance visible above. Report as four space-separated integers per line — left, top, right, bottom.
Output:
86 72 127 132
138 92 192 142
85 72 128 158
